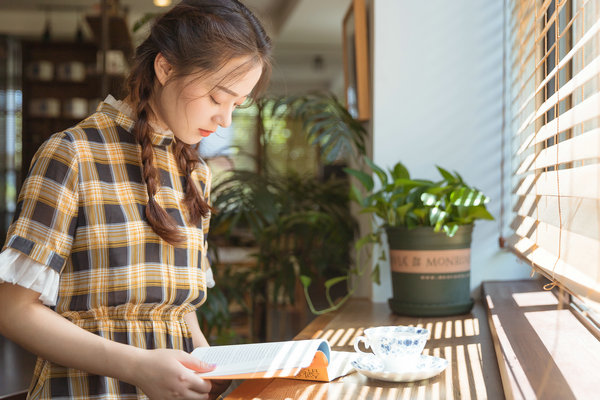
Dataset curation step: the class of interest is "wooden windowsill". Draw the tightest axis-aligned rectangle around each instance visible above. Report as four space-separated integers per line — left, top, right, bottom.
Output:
482 279 600 400
227 297 504 399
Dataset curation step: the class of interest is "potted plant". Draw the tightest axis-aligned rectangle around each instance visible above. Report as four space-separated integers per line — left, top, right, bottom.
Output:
344 158 494 316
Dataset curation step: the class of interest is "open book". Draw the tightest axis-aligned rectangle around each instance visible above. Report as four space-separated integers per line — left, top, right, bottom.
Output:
191 339 355 382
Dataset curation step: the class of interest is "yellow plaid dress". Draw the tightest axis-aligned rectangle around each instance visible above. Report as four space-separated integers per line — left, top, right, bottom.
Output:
3 100 212 398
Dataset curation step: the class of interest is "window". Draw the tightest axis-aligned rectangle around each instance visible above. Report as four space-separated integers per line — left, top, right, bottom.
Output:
0 36 21 243
200 100 319 182
507 0 600 322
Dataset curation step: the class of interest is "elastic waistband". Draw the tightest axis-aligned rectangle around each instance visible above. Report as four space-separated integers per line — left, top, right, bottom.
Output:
61 304 195 322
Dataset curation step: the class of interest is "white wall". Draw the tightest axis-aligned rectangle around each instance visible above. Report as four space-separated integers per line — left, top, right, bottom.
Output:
369 0 532 303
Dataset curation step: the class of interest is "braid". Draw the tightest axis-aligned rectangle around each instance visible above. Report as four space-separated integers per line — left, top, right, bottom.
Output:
133 74 185 245
173 140 211 225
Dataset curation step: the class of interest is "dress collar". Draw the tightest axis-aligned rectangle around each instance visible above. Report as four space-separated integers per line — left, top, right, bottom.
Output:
99 95 175 147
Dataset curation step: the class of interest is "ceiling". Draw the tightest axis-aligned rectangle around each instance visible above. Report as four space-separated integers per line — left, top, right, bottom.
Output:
0 0 351 94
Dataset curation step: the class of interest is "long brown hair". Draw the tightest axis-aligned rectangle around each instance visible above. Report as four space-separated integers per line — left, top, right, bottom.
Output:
125 0 272 245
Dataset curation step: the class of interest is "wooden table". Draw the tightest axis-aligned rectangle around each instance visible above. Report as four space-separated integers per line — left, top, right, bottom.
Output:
226 298 504 399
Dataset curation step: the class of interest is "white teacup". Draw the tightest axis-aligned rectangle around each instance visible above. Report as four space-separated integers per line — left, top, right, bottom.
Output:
354 325 429 371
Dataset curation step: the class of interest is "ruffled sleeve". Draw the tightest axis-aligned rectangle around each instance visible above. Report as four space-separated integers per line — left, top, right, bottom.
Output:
0 248 60 306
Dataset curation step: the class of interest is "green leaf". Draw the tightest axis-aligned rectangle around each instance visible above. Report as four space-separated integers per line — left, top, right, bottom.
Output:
436 166 456 182
324 137 345 163
450 187 489 206
387 208 396 226
371 264 381 285
389 192 407 205
379 248 387 261
454 170 465 183
391 162 410 180
412 208 428 220
307 119 334 139
349 184 364 205
407 185 430 206
421 192 439 206
300 275 312 288
395 203 414 223
344 168 374 192
465 205 495 220
443 223 459 237
394 178 430 189
355 233 380 251
429 207 447 229
324 276 348 289
425 185 451 195
365 157 389 187
359 206 382 215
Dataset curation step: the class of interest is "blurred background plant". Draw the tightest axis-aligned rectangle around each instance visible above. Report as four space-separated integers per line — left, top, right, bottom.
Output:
196 93 368 343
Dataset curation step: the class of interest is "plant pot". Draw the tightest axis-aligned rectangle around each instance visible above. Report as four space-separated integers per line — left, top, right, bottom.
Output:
385 225 474 316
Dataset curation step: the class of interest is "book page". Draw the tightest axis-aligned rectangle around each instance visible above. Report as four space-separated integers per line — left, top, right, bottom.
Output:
192 339 330 379
328 351 356 380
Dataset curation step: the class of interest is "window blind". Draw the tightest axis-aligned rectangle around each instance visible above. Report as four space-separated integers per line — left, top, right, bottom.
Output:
507 0 600 313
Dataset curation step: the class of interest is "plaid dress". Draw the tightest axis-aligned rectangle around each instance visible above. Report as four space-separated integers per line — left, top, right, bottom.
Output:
3 100 212 399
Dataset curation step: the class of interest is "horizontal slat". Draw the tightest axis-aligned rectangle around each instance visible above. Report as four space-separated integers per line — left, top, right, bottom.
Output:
517 92 600 153
513 114 536 147
513 9 600 136
510 29 535 70
513 163 600 198
515 128 600 174
511 95 535 131
511 50 537 111
515 110 535 139
512 145 535 176
535 55 600 121
506 233 600 302
510 1 534 49
510 60 536 122
513 124 535 154
519 15 600 121
510 215 598 275
514 194 600 240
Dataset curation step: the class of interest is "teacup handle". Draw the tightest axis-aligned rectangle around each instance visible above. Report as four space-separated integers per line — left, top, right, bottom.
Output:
353 335 371 354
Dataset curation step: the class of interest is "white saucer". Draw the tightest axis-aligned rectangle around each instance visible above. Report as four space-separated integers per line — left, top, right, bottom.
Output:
351 354 448 382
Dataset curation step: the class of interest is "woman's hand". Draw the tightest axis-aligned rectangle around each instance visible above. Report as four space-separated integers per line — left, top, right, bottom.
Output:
131 348 216 400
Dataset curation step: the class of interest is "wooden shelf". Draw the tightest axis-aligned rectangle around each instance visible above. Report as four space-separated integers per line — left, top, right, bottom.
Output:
85 14 133 62
20 40 126 187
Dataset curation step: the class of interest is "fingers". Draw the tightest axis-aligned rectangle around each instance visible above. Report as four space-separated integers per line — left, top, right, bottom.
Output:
172 370 212 399
187 376 212 396
176 351 217 373
175 353 215 394
172 388 211 400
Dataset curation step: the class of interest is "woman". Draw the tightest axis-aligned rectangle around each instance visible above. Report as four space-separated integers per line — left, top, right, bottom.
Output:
0 0 271 398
